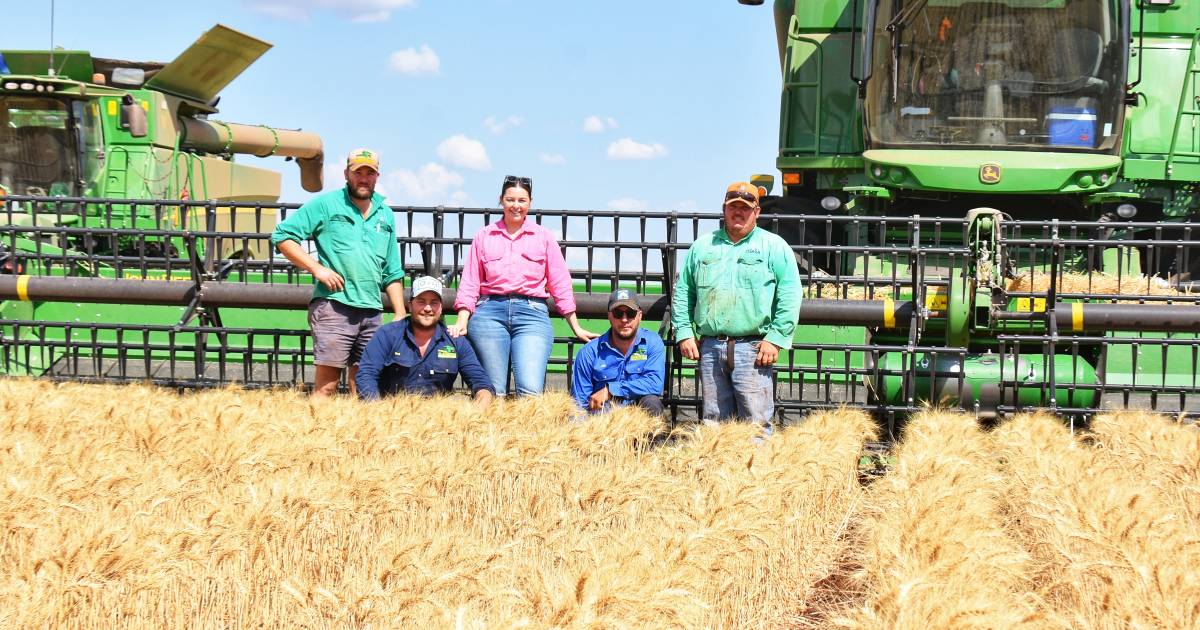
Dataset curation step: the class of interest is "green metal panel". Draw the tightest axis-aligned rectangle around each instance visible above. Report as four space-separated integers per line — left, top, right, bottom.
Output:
792 0 857 31
144 25 271 104
0 51 93 80
877 351 1098 409
1131 0 1195 36
1101 331 1200 387
1126 38 1195 156
863 149 1121 193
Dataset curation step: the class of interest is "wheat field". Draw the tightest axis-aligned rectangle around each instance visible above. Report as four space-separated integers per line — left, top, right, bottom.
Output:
1 380 1197 629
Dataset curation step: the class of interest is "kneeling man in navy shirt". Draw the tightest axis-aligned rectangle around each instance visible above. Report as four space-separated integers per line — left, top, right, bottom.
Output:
356 275 494 406
571 289 666 416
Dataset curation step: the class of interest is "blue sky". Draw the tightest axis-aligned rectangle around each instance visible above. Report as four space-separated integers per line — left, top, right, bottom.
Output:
6 0 782 214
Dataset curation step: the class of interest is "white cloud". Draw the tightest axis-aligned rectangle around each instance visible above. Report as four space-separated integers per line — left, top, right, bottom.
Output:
606 138 668 160
381 162 465 202
436 134 491 171
607 197 649 212
483 115 524 134
245 0 416 23
388 45 440 76
582 115 619 133
538 153 566 165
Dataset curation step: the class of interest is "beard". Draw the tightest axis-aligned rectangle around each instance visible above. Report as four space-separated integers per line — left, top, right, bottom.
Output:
347 182 374 200
611 325 637 341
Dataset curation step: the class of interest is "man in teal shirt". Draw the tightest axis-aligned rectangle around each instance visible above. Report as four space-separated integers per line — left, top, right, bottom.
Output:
271 148 406 397
671 181 802 428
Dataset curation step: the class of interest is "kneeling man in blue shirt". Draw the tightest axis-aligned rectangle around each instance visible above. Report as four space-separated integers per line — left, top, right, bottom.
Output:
571 289 666 416
356 275 494 406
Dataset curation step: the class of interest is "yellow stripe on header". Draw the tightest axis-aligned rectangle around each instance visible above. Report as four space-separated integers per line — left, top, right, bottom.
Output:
883 297 896 329
16 275 31 301
1072 303 1084 332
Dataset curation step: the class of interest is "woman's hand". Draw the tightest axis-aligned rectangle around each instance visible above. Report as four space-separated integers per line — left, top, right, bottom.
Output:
566 313 599 342
575 328 600 342
447 310 471 337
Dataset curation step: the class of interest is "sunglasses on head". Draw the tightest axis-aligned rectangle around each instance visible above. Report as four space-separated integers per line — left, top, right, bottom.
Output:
725 191 758 204
609 308 639 320
503 175 533 196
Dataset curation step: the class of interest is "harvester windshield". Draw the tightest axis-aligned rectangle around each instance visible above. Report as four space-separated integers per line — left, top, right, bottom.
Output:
0 95 100 196
864 0 1126 151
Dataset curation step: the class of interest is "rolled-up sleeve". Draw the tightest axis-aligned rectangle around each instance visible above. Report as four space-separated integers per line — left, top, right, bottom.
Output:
671 245 698 342
454 234 485 313
764 238 802 349
380 213 405 287
271 201 322 246
355 327 393 401
544 232 576 316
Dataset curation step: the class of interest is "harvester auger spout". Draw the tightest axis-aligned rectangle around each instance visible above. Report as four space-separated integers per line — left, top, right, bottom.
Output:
180 118 324 193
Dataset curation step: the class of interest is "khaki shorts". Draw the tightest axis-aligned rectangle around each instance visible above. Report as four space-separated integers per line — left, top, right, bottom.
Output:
307 298 382 368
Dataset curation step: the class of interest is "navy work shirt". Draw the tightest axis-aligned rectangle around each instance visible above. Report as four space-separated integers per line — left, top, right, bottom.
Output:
570 327 666 411
356 320 494 400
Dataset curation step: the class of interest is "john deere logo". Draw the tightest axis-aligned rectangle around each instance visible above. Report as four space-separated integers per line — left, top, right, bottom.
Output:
979 163 1002 184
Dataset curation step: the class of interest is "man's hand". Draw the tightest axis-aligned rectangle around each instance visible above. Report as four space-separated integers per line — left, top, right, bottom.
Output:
588 385 611 411
755 340 780 367
473 389 494 409
312 265 345 292
679 337 699 360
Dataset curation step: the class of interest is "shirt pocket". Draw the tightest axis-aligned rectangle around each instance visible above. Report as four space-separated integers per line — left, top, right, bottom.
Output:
323 216 358 249
519 250 546 281
370 221 395 258
737 253 772 288
696 255 722 287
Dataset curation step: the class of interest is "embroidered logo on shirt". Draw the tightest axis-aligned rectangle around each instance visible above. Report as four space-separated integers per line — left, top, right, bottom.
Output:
436 345 457 359
630 351 648 362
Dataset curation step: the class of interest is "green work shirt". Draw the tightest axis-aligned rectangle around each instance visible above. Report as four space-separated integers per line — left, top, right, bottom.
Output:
270 187 404 311
671 227 802 349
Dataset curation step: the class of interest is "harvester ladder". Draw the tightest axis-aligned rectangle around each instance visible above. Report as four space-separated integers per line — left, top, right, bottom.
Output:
1165 28 1200 178
780 15 825 156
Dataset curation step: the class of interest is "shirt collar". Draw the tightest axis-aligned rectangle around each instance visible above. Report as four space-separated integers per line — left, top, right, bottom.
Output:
341 188 388 219
716 226 758 245
402 319 451 349
599 328 647 355
487 219 535 237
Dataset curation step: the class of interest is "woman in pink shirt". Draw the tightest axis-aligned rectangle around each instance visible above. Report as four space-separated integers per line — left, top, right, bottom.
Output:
447 175 597 395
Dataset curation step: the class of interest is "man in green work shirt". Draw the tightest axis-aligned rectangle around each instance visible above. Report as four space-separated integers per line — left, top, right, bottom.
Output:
271 148 406 397
671 181 802 428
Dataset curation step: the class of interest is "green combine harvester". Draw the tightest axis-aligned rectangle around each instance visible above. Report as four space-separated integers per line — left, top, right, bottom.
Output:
730 0 1200 425
1 6 1198 427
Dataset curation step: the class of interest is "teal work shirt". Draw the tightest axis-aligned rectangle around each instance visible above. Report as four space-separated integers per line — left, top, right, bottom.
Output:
671 227 802 349
271 187 404 310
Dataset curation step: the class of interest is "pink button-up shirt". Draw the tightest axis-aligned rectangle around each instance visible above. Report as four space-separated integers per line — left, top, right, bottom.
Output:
454 220 577 315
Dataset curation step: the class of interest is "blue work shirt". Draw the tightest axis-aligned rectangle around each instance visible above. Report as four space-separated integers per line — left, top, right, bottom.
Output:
571 327 666 411
356 320 494 400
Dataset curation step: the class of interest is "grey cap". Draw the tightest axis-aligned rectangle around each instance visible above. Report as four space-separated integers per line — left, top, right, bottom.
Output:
607 288 640 312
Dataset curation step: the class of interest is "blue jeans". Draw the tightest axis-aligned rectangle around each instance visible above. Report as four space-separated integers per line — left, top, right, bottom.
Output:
698 336 775 426
467 296 555 396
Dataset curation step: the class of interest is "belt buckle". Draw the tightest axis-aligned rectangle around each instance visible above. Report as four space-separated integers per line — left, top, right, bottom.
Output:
715 334 730 342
